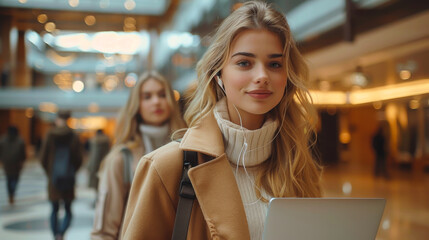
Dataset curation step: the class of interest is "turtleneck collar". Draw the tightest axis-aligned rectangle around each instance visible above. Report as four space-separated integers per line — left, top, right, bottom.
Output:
213 98 279 167
139 123 170 154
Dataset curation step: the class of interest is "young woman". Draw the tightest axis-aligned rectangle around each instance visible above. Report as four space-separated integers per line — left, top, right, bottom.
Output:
91 71 186 240
121 2 322 239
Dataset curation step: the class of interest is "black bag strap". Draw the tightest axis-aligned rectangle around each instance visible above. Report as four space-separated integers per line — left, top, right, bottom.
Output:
171 150 198 240
121 147 134 185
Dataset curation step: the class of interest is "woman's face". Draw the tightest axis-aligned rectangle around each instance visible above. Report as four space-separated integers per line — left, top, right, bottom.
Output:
139 78 171 126
221 29 287 130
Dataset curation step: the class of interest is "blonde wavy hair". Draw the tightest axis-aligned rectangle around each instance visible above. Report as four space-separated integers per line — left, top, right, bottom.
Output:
115 71 186 148
185 1 322 198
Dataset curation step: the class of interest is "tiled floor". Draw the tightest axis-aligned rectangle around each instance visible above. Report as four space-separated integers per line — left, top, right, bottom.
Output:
1 160 95 240
1 158 428 240
321 160 429 240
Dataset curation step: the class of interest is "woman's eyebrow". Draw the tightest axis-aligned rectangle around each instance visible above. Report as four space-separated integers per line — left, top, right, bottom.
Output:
231 52 283 58
268 53 283 58
231 52 254 58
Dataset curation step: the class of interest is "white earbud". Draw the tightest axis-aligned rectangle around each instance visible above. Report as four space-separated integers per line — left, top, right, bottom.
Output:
216 75 225 92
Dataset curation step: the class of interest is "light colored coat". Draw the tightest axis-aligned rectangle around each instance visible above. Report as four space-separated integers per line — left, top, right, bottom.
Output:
91 143 144 240
121 112 250 240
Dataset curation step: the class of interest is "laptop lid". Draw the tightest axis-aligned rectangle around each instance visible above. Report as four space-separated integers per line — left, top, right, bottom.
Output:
262 198 386 240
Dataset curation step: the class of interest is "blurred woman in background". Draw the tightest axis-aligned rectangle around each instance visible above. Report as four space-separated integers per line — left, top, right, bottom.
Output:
91 70 186 240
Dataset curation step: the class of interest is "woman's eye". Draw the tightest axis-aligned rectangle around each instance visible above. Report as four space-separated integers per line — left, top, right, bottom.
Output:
143 94 151 100
237 61 250 67
269 62 282 68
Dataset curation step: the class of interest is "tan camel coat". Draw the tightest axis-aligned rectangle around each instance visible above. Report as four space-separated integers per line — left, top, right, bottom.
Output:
121 112 250 240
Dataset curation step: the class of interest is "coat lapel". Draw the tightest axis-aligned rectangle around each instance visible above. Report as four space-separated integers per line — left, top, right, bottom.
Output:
188 155 250 239
180 112 224 157
180 112 250 239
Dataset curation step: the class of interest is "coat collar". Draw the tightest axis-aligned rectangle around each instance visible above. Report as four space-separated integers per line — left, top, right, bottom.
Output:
179 111 225 157
180 111 251 239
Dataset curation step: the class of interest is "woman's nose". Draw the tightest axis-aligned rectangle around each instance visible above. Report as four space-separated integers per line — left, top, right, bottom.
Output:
151 95 161 104
254 65 269 84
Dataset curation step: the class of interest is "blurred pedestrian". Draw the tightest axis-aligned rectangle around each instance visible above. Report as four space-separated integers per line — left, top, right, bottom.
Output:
372 125 389 178
0 126 26 205
91 71 186 240
87 129 110 200
40 110 83 240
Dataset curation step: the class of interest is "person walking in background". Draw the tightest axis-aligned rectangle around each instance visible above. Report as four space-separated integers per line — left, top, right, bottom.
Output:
39 110 83 240
372 125 389 178
121 2 321 239
91 71 186 240
0 126 26 205
87 129 110 205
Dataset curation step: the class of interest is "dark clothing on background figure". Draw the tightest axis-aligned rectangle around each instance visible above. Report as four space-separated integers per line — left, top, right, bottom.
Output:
0 129 26 204
51 200 73 238
87 132 110 190
40 125 83 201
39 124 83 239
372 128 388 178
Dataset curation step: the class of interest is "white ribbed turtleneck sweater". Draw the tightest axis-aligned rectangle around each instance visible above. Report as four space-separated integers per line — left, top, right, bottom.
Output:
214 99 278 240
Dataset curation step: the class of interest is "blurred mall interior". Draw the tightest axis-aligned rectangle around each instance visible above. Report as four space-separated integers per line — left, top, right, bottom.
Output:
0 0 428 239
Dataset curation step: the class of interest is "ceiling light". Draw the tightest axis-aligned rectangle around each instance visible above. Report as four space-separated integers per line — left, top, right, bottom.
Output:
339 132 351 144
409 99 419 109
55 33 89 48
124 17 136 26
382 219 390 230
124 17 137 31
37 14 48 24
44 22 56 32
124 73 137 87
85 15 96 26
69 0 79 8
372 101 382 110
342 182 352 195
18 0 27 3
72 80 85 92
103 75 119 92
25 108 34 118
124 0 136 11
310 78 429 105
399 70 411 80
349 79 429 105
54 71 73 90
99 0 109 8
309 91 348 105
69 117 107 130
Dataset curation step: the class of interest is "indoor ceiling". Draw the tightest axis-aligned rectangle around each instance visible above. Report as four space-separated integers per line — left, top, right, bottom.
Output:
0 0 428 111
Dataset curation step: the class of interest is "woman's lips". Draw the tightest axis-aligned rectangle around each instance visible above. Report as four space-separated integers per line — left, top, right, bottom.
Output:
246 90 272 99
153 109 164 114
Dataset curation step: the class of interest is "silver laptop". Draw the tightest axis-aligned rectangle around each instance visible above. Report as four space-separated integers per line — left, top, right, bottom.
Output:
262 198 386 240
